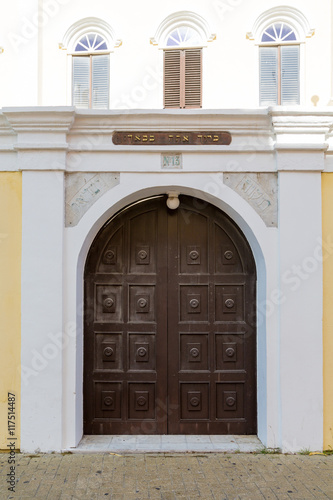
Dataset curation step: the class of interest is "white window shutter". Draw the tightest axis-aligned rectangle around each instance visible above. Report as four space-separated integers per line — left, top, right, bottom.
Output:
92 55 110 109
281 45 300 105
259 47 278 105
73 56 90 109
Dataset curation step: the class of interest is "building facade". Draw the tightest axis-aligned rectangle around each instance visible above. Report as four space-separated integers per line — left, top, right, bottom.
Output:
0 0 332 453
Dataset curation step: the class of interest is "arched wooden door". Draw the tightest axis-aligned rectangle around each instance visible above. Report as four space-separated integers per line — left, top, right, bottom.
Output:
84 196 257 434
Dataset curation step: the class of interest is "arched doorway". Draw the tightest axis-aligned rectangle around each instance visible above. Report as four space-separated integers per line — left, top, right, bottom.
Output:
84 195 257 434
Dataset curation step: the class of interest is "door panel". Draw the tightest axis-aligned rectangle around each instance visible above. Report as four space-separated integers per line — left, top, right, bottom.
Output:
84 195 256 435
84 199 168 434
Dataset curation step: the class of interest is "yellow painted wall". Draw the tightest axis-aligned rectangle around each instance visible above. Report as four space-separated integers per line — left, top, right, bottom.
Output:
322 173 333 450
0 172 21 449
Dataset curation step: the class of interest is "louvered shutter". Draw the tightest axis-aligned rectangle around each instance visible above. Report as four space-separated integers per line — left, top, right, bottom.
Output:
73 56 90 108
185 49 202 108
164 50 181 108
281 45 299 105
259 47 278 105
92 55 110 109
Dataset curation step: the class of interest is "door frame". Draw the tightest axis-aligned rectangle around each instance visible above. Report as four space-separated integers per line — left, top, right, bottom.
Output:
63 177 272 449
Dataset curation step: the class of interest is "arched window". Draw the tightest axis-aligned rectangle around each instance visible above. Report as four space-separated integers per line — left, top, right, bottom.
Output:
164 25 203 109
152 12 215 109
72 32 110 109
259 22 299 105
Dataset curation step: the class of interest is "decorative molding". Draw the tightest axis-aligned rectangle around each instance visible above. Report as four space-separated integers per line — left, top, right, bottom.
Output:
65 172 120 226
2 108 75 134
247 6 314 43
224 173 278 227
0 108 331 165
61 17 122 53
151 11 215 47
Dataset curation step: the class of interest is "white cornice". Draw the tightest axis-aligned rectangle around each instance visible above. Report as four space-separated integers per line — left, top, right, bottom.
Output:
2 108 75 134
70 108 271 133
275 143 329 151
270 109 333 140
0 107 332 155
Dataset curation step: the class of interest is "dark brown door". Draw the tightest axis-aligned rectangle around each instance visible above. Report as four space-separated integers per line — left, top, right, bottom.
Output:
84 196 256 435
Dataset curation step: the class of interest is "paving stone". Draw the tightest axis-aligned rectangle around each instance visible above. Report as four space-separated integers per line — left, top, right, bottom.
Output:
0 452 333 499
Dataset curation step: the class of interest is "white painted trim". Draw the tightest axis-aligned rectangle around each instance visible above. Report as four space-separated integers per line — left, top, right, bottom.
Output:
247 6 315 43
21 171 65 453
62 172 279 451
278 172 323 452
61 17 121 53
151 11 215 47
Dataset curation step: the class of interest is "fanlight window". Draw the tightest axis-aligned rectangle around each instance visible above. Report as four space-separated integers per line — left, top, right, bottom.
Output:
72 33 109 109
166 27 201 47
75 33 108 52
261 23 297 43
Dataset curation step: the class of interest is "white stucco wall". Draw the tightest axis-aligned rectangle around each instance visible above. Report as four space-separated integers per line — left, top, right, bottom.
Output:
0 0 331 108
0 107 328 452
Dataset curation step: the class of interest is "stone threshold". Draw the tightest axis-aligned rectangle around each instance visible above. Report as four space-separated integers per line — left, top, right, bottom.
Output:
67 435 263 454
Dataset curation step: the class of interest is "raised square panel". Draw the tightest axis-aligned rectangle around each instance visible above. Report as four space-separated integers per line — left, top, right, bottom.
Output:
134 391 149 411
103 246 117 265
222 342 237 363
102 294 116 313
98 227 123 274
129 286 155 323
95 285 122 323
187 294 201 314
101 391 116 411
136 246 150 265
188 343 201 362
215 334 244 371
215 285 244 322
95 333 122 370
216 382 244 420
95 382 122 419
129 334 156 371
180 383 209 420
222 246 237 266
180 286 208 323
224 391 237 411
180 212 208 274
222 294 237 314
187 391 202 411
187 246 201 265
135 342 149 362
129 211 157 274
214 224 243 274
102 342 117 362
135 294 150 313
180 334 209 371
128 383 155 420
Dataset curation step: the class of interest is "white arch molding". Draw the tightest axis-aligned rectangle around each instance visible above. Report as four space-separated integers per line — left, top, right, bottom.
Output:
60 17 122 52
150 11 216 47
247 6 315 43
62 174 279 451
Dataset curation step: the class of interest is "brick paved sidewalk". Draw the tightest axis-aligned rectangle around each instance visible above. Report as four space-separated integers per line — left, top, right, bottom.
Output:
0 452 332 500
